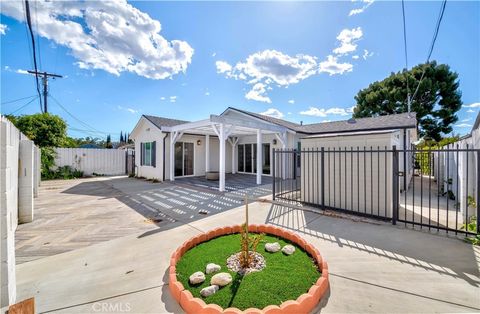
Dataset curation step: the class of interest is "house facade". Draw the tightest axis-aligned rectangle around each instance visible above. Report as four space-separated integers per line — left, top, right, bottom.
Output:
129 107 417 192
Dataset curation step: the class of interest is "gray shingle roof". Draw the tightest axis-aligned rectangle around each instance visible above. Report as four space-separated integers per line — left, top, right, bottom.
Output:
143 115 189 129
297 112 417 134
226 107 301 130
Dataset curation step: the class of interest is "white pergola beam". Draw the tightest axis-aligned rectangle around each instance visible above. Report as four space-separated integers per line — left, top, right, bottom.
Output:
219 123 226 192
275 132 287 149
228 137 239 174
256 129 262 184
210 114 286 133
205 134 210 173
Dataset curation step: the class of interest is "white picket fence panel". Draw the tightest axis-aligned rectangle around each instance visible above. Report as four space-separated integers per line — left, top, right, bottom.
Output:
55 148 126 176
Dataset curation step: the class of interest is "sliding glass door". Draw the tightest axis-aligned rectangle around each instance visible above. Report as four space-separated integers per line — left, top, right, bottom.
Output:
174 142 194 177
237 143 270 175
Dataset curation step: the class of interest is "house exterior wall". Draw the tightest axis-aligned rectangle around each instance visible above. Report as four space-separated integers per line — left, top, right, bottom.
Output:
133 119 164 180
300 132 399 217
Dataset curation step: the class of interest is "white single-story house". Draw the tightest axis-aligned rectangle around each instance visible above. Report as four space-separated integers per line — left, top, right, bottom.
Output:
129 107 417 191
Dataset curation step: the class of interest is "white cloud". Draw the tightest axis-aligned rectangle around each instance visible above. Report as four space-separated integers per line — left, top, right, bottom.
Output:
467 109 475 113
245 83 271 103
0 24 8 35
362 49 374 60
218 50 318 86
319 55 353 75
117 105 138 114
216 60 233 75
352 55 359 60
211 52 217 57
260 108 284 119
333 27 363 55
464 102 480 108
170 96 177 103
205 91 210 96
1 1 193 80
288 99 295 104
16 69 29 75
299 106 352 117
349 0 375 16
160 97 166 101
461 118 472 122
455 123 472 128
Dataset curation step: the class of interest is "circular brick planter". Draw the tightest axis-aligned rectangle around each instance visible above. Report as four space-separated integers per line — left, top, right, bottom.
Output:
169 224 329 314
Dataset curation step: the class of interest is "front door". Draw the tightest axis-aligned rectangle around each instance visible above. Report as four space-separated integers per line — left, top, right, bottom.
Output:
174 142 194 177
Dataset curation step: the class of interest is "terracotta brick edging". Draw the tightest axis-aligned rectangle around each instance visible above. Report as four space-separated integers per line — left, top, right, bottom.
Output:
168 224 329 314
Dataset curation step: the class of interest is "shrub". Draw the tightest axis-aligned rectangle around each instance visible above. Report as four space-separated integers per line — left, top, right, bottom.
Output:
43 165 83 180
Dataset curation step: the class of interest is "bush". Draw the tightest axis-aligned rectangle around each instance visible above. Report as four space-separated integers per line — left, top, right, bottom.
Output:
43 165 83 180
41 147 56 179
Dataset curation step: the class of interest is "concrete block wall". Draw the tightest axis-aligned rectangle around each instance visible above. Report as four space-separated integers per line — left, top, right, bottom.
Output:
0 117 40 308
0 117 19 307
18 140 34 223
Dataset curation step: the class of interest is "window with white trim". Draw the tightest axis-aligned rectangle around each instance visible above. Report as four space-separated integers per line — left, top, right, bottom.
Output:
140 141 156 167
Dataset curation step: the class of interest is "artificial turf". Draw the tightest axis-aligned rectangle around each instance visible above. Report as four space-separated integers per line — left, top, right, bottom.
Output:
175 233 321 310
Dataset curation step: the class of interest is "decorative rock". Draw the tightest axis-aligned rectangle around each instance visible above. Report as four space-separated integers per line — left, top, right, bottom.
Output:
206 263 221 274
189 271 205 285
200 285 219 297
282 244 296 255
210 272 232 286
265 242 281 253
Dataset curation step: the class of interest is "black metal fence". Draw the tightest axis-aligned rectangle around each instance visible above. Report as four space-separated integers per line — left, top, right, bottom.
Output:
272 146 480 236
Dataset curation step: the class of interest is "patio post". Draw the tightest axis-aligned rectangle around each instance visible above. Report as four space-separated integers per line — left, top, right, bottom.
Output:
219 123 226 192
205 134 210 173
257 129 262 184
169 133 175 181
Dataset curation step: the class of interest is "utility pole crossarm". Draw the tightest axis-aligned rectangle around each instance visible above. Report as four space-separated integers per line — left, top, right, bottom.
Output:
26 70 63 113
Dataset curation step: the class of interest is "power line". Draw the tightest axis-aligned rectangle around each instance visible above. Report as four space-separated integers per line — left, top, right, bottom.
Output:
401 0 411 112
1 95 37 105
7 96 39 115
48 95 113 137
24 0 43 112
410 0 447 104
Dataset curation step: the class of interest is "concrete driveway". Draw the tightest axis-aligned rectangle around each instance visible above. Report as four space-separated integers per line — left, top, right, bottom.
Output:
16 175 271 264
14 179 480 313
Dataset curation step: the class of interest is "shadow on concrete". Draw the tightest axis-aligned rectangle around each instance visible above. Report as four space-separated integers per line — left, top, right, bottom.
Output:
61 175 272 239
265 203 480 288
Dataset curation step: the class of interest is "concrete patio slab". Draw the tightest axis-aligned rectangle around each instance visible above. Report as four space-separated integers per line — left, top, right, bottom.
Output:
15 197 480 313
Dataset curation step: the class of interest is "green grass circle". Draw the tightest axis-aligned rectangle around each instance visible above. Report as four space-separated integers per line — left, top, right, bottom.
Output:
175 233 321 310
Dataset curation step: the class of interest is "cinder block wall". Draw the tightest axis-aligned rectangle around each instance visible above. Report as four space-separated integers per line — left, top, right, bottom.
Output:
0 117 41 308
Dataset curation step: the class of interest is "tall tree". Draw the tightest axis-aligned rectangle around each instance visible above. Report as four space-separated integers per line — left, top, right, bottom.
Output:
120 131 124 143
353 61 462 141
106 134 112 148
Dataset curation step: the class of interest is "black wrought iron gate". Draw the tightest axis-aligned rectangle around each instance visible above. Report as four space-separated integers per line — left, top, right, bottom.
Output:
272 146 479 236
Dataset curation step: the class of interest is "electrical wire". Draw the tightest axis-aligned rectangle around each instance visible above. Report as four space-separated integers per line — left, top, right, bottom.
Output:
1 95 37 105
401 0 410 111
48 95 116 138
410 0 447 104
24 0 43 112
7 96 39 115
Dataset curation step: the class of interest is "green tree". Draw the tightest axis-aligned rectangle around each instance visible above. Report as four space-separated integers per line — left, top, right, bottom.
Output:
5 113 68 147
353 61 462 141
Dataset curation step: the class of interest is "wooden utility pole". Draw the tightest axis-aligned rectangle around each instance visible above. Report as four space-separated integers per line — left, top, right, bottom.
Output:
27 71 62 113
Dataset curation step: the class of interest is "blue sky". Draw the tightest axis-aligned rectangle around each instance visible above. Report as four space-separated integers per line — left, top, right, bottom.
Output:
1 1 479 140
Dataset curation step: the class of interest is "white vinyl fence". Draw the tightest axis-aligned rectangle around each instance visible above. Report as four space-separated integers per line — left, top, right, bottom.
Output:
1 116 41 307
55 148 126 176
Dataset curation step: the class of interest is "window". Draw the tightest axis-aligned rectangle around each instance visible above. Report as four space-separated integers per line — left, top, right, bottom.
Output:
141 141 156 167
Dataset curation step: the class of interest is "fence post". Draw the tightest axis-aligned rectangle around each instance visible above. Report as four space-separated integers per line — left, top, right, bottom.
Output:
321 147 325 209
272 148 276 201
477 151 480 234
392 145 399 225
